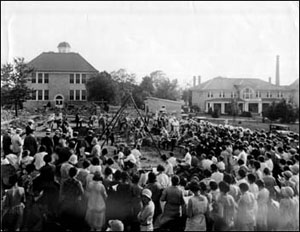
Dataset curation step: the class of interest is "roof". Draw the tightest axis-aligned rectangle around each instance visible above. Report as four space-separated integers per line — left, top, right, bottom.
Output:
28 52 98 73
289 79 299 90
190 76 284 91
145 97 184 105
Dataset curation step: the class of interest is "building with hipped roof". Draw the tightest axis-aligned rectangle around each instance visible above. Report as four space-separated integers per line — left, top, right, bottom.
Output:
24 42 98 108
190 56 299 115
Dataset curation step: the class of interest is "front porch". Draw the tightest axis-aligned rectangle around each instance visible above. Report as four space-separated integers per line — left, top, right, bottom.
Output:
206 98 265 115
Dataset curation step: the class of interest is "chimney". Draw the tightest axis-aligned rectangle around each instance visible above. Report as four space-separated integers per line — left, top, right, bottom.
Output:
193 76 196 87
269 77 271 84
198 76 201 85
276 55 280 86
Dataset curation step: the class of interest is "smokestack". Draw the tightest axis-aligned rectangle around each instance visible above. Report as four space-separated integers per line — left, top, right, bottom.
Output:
198 76 201 85
276 55 280 86
269 77 271 84
193 76 196 87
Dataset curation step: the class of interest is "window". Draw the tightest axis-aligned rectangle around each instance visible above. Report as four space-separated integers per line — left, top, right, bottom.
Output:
277 91 284 98
32 90 37 100
38 73 43 83
242 88 254 99
38 90 43 100
81 90 86 100
208 92 213 98
76 74 80 84
76 90 80 100
256 91 261 98
44 73 49 83
70 90 74 100
70 74 74 84
82 74 86 84
31 73 36 83
44 90 49 100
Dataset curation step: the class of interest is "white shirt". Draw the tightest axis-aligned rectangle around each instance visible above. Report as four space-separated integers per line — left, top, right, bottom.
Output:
157 173 170 188
131 149 141 160
211 171 224 184
167 157 177 167
265 159 274 172
184 152 192 166
237 150 248 164
34 151 47 170
124 153 137 164
202 159 213 170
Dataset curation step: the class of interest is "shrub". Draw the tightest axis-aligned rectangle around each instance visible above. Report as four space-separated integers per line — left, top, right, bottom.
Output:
240 111 252 117
212 109 220 118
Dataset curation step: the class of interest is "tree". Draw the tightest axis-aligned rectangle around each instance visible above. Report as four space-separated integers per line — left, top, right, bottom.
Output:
265 99 299 123
1 57 34 117
150 70 180 100
85 71 118 104
182 88 192 106
139 76 154 96
110 69 137 104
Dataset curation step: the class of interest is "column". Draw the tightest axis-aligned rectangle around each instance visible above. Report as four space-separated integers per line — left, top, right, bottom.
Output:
221 102 225 114
245 102 249 111
258 102 262 114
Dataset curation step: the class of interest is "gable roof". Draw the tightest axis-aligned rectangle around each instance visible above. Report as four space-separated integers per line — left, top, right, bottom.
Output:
28 52 98 73
190 76 284 91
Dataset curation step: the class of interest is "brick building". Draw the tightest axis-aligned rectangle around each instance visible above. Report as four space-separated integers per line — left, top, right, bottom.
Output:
24 42 98 108
190 56 299 115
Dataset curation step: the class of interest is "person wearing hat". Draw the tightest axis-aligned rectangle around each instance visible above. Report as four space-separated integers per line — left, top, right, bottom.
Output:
138 188 155 231
185 180 208 231
106 220 124 231
41 129 54 156
279 170 297 195
85 171 107 231
60 153 78 182
11 128 23 156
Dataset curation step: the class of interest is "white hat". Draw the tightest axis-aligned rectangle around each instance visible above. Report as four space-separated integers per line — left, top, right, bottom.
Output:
142 188 152 199
68 154 78 165
108 220 124 231
28 119 34 124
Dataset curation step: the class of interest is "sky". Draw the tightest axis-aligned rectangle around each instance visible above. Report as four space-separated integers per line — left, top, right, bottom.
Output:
1 1 299 87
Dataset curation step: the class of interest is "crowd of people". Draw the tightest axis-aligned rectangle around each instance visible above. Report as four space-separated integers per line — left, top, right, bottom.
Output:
1 111 299 231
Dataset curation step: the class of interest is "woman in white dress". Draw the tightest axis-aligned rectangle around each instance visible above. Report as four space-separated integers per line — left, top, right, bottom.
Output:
85 172 107 231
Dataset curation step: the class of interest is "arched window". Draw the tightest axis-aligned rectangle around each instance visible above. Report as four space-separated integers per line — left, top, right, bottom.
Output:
242 87 254 99
55 95 63 106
